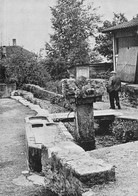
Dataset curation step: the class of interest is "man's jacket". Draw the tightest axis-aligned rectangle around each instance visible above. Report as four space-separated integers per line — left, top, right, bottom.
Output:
107 75 121 93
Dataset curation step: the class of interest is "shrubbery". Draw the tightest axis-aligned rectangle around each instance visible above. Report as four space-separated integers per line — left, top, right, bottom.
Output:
2 51 51 88
111 118 138 142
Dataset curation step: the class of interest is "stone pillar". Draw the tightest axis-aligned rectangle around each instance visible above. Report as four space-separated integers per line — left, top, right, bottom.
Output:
61 78 102 151
75 97 95 151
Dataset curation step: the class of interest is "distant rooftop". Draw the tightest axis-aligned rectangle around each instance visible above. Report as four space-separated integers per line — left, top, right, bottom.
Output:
102 18 138 33
0 45 35 58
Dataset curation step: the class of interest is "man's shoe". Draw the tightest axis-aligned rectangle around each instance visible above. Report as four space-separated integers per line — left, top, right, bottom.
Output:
110 107 115 109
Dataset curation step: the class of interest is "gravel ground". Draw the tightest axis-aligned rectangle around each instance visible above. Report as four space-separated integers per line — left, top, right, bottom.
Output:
38 99 68 114
0 98 55 196
89 141 138 196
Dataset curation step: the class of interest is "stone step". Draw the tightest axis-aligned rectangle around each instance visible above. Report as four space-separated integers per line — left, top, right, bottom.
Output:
49 109 123 122
49 109 138 122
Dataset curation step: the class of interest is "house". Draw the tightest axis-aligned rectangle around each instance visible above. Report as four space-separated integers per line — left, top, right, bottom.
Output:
102 18 138 83
0 46 35 60
0 39 35 80
0 39 35 98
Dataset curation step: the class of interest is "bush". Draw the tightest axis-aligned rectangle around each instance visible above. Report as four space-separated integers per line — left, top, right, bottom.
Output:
45 80 62 94
3 51 51 88
112 118 138 142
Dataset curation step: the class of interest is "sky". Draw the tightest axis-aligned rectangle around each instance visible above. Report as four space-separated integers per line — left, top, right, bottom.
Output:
0 0 138 53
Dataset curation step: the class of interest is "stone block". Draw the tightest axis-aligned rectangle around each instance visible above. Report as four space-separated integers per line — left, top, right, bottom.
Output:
58 122 74 141
36 108 49 116
24 106 115 195
41 146 115 196
82 190 95 196
25 115 77 173
25 122 42 172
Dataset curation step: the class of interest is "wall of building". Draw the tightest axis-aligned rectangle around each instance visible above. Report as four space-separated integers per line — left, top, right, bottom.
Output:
116 46 138 83
68 63 113 79
0 83 16 98
76 66 89 79
114 29 138 83
89 63 113 78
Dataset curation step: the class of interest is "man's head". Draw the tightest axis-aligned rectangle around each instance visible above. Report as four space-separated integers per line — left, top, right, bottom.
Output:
70 73 75 79
110 71 116 75
87 79 91 83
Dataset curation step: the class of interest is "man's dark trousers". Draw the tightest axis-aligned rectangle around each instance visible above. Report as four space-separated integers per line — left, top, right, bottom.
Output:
109 90 121 109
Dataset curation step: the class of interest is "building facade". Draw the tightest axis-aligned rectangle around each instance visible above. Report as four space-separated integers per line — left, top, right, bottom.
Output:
103 18 138 83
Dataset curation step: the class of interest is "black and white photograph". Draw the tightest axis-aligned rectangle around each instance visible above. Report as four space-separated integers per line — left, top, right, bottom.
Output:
0 0 138 195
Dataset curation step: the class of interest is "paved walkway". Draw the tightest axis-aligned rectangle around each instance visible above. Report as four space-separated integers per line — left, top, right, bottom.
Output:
0 98 47 196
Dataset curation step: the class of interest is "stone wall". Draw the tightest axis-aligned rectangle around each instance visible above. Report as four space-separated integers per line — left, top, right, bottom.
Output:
41 144 115 196
22 84 63 101
19 80 138 108
89 62 113 79
121 83 138 107
22 81 105 104
22 84 67 108
41 146 83 195
0 83 16 98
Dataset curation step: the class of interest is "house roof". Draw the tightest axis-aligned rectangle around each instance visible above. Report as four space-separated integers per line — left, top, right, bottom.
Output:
102 18 138 33
0 45 35 58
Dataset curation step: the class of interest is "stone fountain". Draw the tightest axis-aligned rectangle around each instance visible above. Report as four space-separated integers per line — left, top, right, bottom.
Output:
62 78 102 150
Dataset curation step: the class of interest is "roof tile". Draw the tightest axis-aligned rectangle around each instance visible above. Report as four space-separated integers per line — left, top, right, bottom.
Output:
102 18 138 32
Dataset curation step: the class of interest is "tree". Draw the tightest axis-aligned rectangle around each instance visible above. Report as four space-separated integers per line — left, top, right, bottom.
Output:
133 14 138 19
45 0 101 80
3 50 51 88
0 60 6 82
94 13 128 61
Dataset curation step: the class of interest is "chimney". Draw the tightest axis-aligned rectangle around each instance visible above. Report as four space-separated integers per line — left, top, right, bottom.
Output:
2 46 6 58
13 39 16 46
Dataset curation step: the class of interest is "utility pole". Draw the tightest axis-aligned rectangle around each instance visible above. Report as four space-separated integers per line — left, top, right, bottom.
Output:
3 0 7 46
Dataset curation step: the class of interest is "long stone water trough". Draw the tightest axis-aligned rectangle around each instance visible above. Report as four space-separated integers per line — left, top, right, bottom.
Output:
25 114 115 195
12 94 116 195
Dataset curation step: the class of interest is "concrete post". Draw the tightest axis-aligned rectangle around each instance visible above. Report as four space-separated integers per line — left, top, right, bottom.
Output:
113 34 116 71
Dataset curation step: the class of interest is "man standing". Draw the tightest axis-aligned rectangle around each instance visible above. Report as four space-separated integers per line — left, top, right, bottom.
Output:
107 71 121 109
